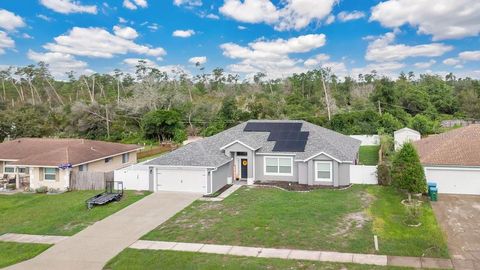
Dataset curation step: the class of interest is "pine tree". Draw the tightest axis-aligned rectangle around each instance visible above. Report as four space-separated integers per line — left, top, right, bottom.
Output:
391 142 427 194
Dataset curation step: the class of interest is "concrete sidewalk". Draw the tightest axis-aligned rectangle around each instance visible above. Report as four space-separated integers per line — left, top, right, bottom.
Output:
130 240 454 269
0 233 68 244
5 192 200 270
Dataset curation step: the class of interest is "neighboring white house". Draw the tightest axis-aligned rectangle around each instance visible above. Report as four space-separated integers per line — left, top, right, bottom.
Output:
414 124 480 195
394 127 421 150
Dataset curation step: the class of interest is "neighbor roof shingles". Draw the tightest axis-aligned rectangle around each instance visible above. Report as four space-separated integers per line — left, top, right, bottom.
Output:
414 124 480 167
146 120 361 167
0 138 141 166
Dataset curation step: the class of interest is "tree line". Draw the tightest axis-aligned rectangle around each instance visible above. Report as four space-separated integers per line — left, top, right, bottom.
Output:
1 60 479 144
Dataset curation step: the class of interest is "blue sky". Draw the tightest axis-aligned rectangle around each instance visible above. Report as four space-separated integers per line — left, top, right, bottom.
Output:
0 0 479 79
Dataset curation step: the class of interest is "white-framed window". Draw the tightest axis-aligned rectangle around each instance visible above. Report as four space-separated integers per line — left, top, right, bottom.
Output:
17 167 27 174
122 153 129 163
105 157 112 163
78 164 88 172
315 161 332 182
4 161 15 173
43 168 57 181
264 156 293 176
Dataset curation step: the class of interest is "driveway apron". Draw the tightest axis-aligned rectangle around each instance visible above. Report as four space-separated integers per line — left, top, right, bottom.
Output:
431 195 480 270
6 191 200 270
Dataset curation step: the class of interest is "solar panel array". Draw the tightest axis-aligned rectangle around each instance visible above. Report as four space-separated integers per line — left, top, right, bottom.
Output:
243 122 309 152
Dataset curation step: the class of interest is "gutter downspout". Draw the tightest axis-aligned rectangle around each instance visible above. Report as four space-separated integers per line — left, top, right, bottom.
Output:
208 167 218 195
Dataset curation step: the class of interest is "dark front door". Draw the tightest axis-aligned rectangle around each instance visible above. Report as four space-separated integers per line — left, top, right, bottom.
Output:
241 159 248 179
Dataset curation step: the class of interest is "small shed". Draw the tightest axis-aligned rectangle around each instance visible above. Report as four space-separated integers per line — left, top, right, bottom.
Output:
394 127 421 150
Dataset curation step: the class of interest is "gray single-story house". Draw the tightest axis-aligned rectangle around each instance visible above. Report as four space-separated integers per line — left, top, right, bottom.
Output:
143 120 361 194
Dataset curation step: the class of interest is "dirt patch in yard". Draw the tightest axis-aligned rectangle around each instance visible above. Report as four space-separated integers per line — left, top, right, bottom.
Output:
161 202 224 231
333 211 370 237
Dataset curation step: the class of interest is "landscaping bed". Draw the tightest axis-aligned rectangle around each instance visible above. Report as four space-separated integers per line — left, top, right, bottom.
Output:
104 249 412 270
143 185 448 258
0 190 150 236
255 181 350 191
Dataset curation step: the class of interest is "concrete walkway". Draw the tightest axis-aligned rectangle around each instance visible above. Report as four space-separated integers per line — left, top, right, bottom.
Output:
129 240 454 269
199 184 243 202
5 191 200 270
0 233 68 245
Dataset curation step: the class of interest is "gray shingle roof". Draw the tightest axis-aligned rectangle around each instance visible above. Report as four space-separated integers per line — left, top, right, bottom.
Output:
145 120 361 167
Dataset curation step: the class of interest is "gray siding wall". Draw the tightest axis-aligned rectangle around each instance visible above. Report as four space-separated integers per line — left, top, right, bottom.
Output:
211 161 231 193
297 162 308 184
302 153 351 187
223 142 254 179
338 163 350 186
255 155 298 182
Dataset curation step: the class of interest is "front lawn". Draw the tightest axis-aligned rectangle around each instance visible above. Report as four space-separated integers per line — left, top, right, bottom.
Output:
0 242 51 268
144 185 448 258
0 190 150 236
104 249 412 270
359 145 380 165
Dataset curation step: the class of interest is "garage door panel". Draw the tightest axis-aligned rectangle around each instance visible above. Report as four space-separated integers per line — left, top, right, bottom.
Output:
156 169 206 193
425 167 480 195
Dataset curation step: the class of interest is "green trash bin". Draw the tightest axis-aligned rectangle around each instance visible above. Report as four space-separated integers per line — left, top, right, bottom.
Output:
427 182 437 196
430 187 438 201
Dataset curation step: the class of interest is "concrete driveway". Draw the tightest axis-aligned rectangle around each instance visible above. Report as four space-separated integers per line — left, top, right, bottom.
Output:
432 195 480 270
6 191 201 270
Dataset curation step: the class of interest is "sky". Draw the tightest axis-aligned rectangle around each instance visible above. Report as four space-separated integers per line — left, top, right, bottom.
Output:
0 0 479 80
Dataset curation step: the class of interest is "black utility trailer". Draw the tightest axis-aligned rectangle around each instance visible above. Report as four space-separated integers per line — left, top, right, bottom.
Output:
86 181 123 209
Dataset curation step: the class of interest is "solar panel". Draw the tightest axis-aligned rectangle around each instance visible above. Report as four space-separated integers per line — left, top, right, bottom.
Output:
244 122 309 152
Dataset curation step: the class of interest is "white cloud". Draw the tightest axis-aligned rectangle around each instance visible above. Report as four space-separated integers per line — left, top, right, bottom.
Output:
205 13 220 19
221 34 327 78
113 25 138 39
304 53 330 67
39 0 97 14
27 50 91 77
188 56 207 65
352 62 406 77
459 50 480 61
325 14 335 25
0 31 15 54
219 0 279 24
37 14 53 22
148 23 159 32
238 26 247 30
174 0 202 8
370 0 480 40
123 0 137 10
172 29 195 38
123 58 191 77
118 17 128 23
22 33 33 39
365 31 453 62
123 0 148 10
443 58 460 66
414 59 436 69
43 27 166 58
0 9 26 31
337 11 365 22
219 0 337 31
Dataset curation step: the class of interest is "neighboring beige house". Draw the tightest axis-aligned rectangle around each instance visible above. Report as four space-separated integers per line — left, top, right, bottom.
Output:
414 124 480 195
0 138 142 191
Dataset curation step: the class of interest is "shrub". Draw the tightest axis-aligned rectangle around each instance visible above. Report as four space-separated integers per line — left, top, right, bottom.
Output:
35 186 48 194
376 162 391 186
391 142 427 194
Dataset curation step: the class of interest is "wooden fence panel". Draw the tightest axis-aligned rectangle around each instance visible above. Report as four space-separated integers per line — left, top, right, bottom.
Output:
70 171 110 190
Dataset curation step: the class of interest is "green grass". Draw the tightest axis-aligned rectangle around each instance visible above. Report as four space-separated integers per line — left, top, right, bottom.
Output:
0 190 150 236
359 145 380 165
368 187 449 258
0 242 51 268
137 152 165 163
104 249 413 270
143 185 448 258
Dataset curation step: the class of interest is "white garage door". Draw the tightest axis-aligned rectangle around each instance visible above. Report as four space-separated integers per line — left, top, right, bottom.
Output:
156 168 206 193
425 167 480 195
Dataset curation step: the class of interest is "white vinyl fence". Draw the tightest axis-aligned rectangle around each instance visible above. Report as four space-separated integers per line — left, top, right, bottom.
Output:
350 165 378 184
349 135 380 146
114 164 151 191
